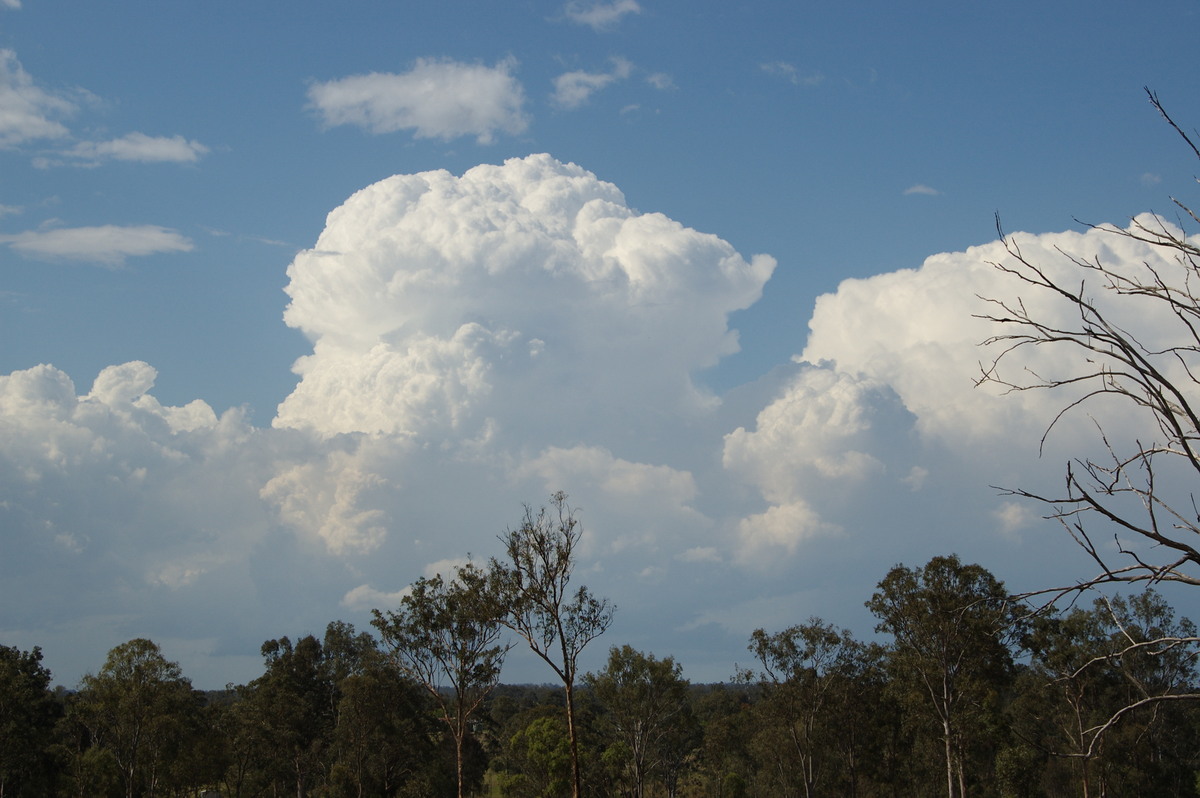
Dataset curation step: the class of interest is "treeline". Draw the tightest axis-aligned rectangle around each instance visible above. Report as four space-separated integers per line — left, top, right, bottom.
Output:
4 553 1200 798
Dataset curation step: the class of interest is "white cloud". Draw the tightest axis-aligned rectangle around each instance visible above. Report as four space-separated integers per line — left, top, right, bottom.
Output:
645 72 676 91
678 546 721 564
760 61 824 87
552 57 634 109
992 500 1037 539
724 368 891 505
799 217 1194 450
735 501 842 565
0 225 193 265
564 0 641 31
276 153 774 444
0 49 76 147
903 184 940 196
308 58 528 144
64 132 209 164
260 450 390 555
340 583 412 611
1 0 19 9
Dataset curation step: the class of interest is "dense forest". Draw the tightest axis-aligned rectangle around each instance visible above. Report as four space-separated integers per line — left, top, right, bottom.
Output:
3 550 1200 798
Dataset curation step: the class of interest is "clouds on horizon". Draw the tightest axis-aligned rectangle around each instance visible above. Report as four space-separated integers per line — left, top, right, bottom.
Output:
2 154 1192 687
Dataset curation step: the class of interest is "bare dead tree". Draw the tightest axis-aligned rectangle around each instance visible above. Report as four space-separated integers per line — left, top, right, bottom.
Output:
976 88 1200 751
978 89 1200 603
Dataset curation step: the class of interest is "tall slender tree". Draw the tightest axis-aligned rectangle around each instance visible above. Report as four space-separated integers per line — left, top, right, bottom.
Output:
867 556 1015 798
489 492 614 798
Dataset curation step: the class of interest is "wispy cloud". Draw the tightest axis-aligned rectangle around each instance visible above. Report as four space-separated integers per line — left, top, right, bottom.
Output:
564 0 641 31
63 132 209 165
0 224 194 265
645 72 676 91
761 61 824 87
903 184 940 196
552 57 634 109
1 0 21 10
308 58 529 144
0 49 76 147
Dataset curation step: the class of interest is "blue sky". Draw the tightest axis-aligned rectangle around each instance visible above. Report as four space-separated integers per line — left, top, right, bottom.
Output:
2 0 1199 688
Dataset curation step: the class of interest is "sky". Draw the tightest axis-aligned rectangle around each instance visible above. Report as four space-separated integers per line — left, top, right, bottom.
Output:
2 0 1199 688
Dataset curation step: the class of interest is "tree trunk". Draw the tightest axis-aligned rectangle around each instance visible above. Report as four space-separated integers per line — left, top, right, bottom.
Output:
565 680 582 798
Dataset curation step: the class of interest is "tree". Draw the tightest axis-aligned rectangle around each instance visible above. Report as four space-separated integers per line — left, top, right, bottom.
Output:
1014 590 1200 797
75 638 201 798
372 562 509 798
245 634 336 798
866 555 1016 798
976 88 1200 755
0 644 58 797
585 645 694 798
744 619 868 798
977 89 1200 598
489 492 614 798
329 661 448 798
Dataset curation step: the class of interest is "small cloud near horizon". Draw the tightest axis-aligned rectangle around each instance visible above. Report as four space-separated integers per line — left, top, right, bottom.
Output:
904 184 940 196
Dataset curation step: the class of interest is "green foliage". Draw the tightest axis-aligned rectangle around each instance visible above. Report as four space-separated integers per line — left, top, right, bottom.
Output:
0 644 59 796
74 638 202 798
373 561 508 798
585 645 697 798
867 555 1017 798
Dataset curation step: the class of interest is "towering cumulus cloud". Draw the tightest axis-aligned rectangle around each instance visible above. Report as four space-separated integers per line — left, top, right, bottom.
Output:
277 154 776 454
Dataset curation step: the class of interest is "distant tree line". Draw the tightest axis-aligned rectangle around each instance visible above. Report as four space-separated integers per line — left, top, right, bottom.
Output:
4 544 1200 798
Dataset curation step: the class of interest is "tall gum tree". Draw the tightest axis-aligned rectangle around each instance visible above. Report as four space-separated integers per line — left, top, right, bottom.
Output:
488 491 614 798
866 555 1016 798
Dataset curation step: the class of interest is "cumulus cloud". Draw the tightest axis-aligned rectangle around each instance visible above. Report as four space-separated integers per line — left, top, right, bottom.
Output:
276 153 775 447
0 224 193 265
0 362 273 636
799 217 1195 449
10 151 1189 688
551 57 634 109
735 501 841 566
63 132 209 164
0 49 76 147
564 0 641 31
308 58 529 144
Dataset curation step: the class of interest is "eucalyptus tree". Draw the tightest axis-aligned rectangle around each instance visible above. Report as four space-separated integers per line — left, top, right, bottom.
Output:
373 562 508 798
1016 590 1200 796
246 634 336 798
489 491 614 798
745 619 867 798
0 644 58 797
75 638 201 798
866 555 1016 798
585 645 694 798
